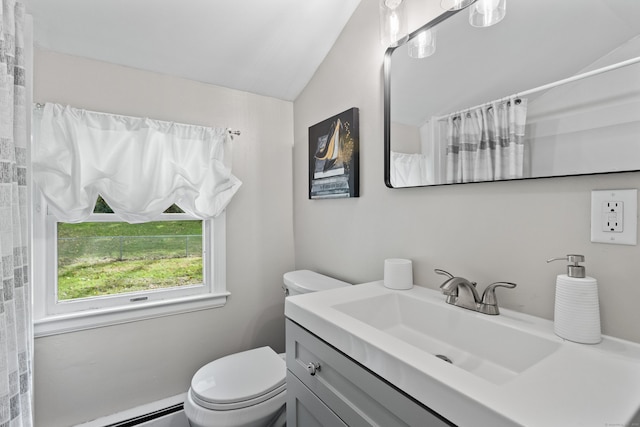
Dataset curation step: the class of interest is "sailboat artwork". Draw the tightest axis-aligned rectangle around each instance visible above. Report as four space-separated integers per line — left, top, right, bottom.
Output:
314 119 344 178
309 108 360 199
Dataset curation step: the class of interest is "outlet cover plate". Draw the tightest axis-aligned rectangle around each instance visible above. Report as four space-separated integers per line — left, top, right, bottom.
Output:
591 189 637 245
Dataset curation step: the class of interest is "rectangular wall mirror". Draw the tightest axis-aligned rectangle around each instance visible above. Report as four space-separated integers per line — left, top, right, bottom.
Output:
384 0 640 188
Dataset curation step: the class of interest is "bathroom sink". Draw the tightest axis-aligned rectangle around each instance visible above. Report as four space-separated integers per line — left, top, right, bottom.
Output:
332 292 560 384
285 280 640 426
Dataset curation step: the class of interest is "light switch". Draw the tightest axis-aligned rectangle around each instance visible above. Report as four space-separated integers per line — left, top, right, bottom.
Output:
591 189 637 245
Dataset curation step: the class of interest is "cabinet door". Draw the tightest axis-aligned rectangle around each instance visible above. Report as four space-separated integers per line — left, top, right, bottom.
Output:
286 320 453 427
287 371 348 427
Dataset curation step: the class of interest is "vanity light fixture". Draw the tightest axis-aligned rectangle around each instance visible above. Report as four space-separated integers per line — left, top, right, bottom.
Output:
440 0 476 11
408 29 436 59
394 0 503 61
379 0 408 47
469 0 506 28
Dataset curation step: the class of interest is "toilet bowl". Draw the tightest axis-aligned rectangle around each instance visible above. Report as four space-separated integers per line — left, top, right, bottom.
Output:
184 270 351 427
184 347 286 427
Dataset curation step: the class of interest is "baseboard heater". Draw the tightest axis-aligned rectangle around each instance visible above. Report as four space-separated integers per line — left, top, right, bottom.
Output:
104 403 183 427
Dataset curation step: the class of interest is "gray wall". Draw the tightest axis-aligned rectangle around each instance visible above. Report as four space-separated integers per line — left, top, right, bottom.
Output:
292 0 640 344
33 50 295 426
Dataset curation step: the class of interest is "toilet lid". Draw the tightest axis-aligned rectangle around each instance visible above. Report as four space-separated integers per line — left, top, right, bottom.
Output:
283 270 351 294
190 346 286 411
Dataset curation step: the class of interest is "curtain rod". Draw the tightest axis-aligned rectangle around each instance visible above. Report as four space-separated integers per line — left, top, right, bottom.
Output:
440 97 523 122
434 55 640 122
33 103 241 136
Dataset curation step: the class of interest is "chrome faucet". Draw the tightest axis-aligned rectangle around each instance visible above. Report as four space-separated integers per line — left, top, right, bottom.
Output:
434 269 516 315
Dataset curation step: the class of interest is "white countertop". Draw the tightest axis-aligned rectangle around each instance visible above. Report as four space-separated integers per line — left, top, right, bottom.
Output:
285 281 640 427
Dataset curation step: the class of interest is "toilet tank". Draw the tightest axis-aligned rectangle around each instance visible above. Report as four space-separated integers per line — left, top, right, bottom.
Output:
283 270 351 296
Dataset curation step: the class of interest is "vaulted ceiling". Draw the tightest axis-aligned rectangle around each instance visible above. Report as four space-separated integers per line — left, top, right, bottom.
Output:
24 0 362 101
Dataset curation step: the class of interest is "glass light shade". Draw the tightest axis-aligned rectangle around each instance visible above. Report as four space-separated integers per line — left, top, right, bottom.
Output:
379 0 408 47
440 0 476 11
408 29 436 59
469 0 506 27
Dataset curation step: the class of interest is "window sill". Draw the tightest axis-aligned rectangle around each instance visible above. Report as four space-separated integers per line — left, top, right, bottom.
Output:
34 292 230 338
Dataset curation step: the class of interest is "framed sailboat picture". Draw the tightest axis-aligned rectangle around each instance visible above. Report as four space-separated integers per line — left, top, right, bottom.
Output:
308 108 359 199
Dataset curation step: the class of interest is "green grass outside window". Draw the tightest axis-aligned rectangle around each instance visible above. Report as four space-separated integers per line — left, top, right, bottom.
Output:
58 220 203 301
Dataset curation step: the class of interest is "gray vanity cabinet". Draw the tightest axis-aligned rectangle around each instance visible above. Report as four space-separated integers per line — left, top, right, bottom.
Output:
285 319 452 426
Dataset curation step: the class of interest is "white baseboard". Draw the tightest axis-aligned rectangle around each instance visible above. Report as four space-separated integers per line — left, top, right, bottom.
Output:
74 393 187 427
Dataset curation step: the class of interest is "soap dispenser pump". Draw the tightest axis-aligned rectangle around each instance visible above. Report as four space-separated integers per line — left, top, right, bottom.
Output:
547 255 601 344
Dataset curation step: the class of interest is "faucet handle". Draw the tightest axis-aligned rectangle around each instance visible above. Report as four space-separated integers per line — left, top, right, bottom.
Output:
481 282 517 306
436 269 477 288
435 269 458 296
434 269 454 279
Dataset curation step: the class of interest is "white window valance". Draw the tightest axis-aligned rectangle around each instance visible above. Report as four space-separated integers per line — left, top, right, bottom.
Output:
32 103 242 223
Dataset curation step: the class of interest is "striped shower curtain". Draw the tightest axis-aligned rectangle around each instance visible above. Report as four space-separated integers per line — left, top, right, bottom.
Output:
0 0 33 425
446 98 528 183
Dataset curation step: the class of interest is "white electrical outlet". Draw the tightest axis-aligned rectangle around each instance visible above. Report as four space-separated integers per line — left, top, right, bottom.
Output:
591 189 637 245
603 201 623 232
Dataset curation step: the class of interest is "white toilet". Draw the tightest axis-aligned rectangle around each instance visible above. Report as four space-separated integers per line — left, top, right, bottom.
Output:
184 270 351 427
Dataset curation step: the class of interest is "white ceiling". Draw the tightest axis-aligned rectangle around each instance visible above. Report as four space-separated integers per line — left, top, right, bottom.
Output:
24 0 362 101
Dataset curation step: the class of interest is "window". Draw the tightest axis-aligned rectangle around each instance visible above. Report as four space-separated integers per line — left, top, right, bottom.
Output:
31 104 241 336
33 195 229 337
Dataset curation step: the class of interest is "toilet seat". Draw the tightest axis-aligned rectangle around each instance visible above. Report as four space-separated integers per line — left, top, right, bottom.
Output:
190 346 286 411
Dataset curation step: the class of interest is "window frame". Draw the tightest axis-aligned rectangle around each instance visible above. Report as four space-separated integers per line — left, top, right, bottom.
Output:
32 192 229 337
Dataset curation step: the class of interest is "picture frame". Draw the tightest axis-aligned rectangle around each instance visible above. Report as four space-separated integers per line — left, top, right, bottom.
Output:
308 107 359 199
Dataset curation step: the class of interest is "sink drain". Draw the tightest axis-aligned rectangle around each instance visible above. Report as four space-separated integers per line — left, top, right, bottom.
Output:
435 354 453 364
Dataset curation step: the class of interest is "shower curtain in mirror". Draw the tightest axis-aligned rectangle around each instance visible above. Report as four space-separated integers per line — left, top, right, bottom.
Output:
390 151 428 187
445 98 527 183
0 0 33 425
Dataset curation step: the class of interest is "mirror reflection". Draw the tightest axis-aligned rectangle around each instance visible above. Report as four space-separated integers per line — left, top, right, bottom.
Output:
385 0 640 187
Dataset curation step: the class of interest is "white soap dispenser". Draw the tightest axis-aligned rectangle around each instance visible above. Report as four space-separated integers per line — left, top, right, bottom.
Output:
547 255 601 344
